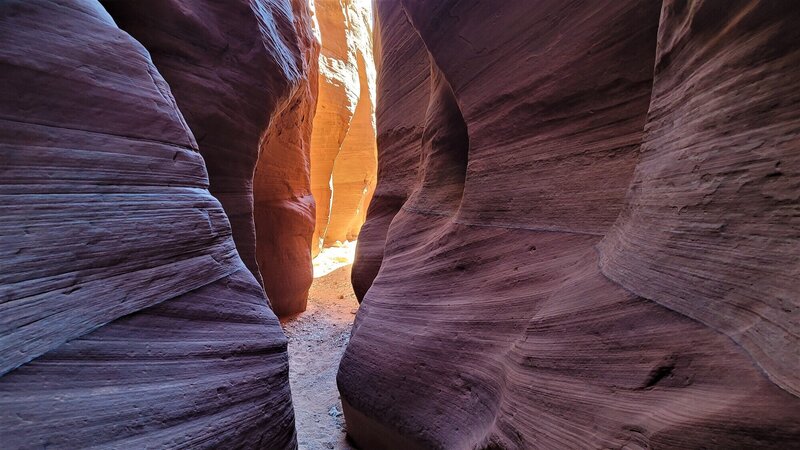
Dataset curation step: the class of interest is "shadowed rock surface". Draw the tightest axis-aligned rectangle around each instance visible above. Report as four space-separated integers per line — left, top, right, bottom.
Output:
0 0 296 447
310 0 377 256
598 0 800 398
349 1 428 300
106 0 318 316
3 0 799 448
341 1 800 448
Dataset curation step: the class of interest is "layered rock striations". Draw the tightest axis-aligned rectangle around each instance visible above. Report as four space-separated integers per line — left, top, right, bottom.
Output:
597 0 800 398
106 0 319 315
310 0 377 256
340 1 800 448
349 2 428 300
0 0 296 447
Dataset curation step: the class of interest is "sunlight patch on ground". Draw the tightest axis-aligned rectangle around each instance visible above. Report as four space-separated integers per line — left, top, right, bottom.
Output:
313 240 357 278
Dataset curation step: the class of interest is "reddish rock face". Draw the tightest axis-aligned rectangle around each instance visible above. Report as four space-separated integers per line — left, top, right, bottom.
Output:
0 0 295 447
252 1 319 317
340 1 800 448
105 0 318 315
254 33 318 316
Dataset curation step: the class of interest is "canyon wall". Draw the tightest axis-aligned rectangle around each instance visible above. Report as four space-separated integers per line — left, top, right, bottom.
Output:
0 0 300 447
106 0 318 316
349 1 428 299
310 0 377 256
252 1 319 316
341 1 800 448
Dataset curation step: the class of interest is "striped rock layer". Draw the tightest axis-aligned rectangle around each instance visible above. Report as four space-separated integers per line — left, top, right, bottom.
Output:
341 1 800 448
0 0 315 447
106 0 319 316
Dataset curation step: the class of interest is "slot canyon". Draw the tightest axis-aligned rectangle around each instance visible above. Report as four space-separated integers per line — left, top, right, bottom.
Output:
0 0 798 449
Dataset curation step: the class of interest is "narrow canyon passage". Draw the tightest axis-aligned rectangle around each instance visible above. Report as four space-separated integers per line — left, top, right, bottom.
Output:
282 243 359 450
2 0 800 449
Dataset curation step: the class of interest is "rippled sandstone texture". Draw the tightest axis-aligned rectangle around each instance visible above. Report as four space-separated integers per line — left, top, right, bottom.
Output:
349 1 428 300
310 0 377 256
106 0 318 316
341 1 800 448
0 0 296 447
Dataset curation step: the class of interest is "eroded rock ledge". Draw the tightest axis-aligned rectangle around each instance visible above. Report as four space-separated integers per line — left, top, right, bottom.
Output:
341 1 800 448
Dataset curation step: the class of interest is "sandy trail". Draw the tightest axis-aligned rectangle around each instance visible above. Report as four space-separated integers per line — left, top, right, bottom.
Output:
281 243 360 450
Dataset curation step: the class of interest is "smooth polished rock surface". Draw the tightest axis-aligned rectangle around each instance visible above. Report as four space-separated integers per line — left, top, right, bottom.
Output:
0 1 296 447
349 1 428 300
252 0 319 317
106 0 319 316
598 0 800 398
340 1 800 448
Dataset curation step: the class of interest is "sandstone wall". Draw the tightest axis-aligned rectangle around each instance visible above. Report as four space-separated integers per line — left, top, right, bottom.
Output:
597 0 800 398
252 1 319 316
340 1 800 448
350 2 428 299
0 0 296 446
106 0 318 317
310 0 377 256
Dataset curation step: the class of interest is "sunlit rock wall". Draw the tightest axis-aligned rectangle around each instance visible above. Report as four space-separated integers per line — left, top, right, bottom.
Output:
0 0 296 447
254 23 319 316
339 1 800 448
310 0 377 256
107 0 319 316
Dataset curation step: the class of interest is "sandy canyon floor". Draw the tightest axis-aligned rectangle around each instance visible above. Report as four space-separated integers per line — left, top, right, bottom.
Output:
281 242 360 450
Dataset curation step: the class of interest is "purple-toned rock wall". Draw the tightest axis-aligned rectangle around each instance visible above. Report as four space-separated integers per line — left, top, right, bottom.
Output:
0 0 299 447
106 0 319 316
341 1 800 448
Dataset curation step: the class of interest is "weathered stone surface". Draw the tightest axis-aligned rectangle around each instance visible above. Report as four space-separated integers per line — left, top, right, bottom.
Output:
310 0 377 256
598 0 800 398
0 0 295 447
340 1 800 448
350 2 427 300
106 0 319 316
